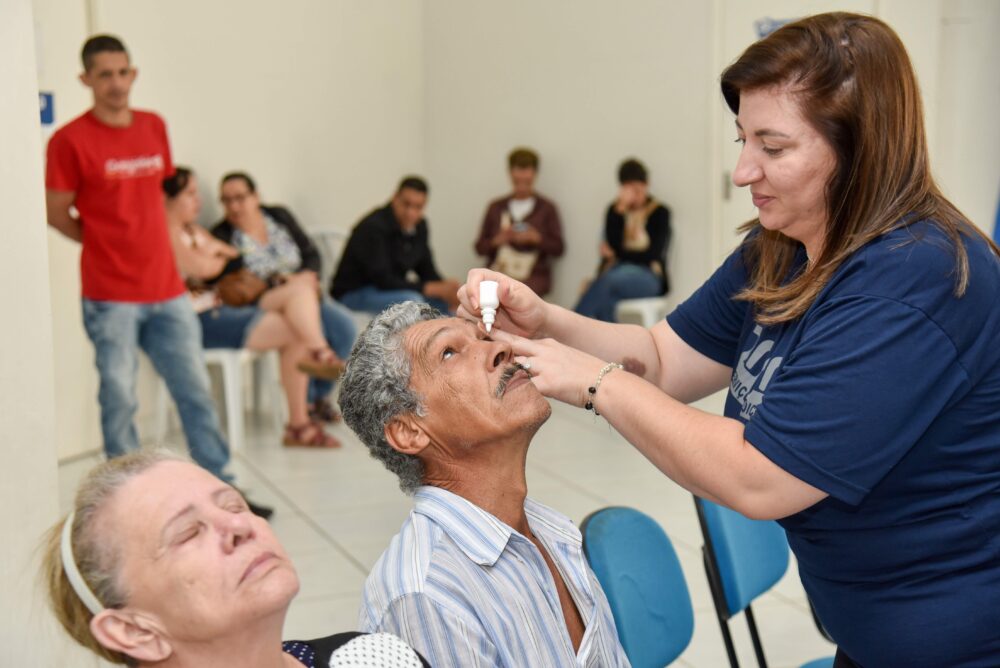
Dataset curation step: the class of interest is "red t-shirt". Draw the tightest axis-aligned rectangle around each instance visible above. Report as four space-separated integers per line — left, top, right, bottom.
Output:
46 110 185 302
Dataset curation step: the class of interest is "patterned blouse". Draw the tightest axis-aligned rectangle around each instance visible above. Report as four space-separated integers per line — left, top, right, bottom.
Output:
231 213 302 279
282 632 426 667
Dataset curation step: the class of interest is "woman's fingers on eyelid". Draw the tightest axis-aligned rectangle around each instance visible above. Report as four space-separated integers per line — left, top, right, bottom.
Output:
489 328 516 343
491 329 531 351
496 332 537 356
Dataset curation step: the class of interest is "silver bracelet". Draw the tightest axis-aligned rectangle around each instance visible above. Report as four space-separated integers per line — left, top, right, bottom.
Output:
585 362 624 415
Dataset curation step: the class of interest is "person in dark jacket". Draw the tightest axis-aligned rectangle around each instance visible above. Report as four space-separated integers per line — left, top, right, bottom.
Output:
575 158 672 322
213 172 356 426
331 176 460 314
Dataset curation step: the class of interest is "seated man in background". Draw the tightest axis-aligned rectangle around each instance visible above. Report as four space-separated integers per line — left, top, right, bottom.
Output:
212 171 356 425
330 177 460 314
474 147 564 297
339 302 630 668
575 158 672 322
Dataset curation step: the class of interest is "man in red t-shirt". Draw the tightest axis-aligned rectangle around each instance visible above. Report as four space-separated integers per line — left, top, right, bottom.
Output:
45 35 270 517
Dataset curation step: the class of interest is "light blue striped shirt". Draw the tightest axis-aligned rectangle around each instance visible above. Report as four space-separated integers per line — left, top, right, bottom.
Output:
358 486 631 668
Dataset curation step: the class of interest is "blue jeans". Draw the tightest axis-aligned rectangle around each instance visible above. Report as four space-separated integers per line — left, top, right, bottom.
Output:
198 305 264 349
339 285 449 315
309 297 358 403
574 263 662 322
82 296 232 482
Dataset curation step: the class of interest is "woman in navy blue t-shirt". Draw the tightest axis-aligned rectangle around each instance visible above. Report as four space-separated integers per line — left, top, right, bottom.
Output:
459 13 1000 667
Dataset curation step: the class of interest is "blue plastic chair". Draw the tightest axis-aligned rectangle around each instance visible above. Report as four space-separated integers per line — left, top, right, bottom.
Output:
694 498 833 668
581 507 694 667
993 193 999 246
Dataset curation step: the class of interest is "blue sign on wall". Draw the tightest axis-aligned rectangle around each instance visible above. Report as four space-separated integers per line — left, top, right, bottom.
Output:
754 17 795 39
40 92 54 126
993 192 999 246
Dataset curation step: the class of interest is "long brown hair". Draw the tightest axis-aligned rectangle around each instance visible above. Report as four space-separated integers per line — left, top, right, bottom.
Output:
722 12 999 325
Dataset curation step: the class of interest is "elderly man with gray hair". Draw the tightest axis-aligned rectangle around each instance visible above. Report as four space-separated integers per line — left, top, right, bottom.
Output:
340 302 630 668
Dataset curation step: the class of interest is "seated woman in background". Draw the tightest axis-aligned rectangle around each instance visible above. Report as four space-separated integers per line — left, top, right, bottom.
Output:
42 450 429 667
212 171 357 425
164 168 339 448
575 158 672 322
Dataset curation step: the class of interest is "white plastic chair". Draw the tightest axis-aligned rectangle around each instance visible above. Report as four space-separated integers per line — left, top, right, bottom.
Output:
154 348 285 451
615 295 673 329
311 226 372 331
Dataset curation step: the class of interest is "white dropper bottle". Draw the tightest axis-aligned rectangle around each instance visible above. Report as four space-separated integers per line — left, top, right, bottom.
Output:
479 280 499 333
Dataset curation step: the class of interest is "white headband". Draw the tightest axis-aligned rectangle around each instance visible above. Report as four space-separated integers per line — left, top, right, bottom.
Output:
60 510 104 615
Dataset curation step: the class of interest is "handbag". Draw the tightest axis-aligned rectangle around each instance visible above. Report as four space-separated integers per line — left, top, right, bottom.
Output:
489 211 539 281
215 268 268 307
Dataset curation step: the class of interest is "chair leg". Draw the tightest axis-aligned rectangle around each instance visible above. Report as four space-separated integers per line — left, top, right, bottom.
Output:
745 605 769 668
252 354 264 413
154 379 170 445
220 357 244 452
704 547 741 668
265 351 286 434
641 304 658 329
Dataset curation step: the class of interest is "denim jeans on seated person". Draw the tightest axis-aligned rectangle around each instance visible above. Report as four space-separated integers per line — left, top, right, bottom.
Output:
309 297 359 404
339 285 450 316
82 295 233 482
574 262 662 323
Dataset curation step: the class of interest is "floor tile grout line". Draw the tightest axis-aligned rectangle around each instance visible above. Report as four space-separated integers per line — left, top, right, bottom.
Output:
57 448 103 465
526 459 614 504
767 588 812 612
234 452 371 576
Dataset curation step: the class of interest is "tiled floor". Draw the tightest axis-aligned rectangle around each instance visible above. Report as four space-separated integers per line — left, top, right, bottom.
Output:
58 394 835 667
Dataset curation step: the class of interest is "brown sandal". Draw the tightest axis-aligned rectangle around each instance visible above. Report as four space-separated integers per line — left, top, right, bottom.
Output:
297 347 346 381
282 421 341 448
309 398 343 424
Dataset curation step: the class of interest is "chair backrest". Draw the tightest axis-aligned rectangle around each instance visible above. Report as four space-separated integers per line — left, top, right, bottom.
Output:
310 227 350 290
695 498 789 617
582 507 694 667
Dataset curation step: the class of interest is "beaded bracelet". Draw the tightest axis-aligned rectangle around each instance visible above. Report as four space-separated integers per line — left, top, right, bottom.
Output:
585 362 624 415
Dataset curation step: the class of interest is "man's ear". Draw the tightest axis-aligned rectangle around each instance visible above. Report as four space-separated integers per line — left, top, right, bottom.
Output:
90 608 172 663
385 415 431 455
78 71 91 88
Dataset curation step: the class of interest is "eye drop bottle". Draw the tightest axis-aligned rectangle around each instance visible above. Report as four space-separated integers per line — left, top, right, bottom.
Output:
480 281 499 333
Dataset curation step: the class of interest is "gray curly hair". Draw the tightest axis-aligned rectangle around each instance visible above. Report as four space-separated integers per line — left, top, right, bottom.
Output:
339 301 444 494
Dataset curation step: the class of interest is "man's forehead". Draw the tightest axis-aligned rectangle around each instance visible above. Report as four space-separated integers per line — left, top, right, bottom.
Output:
397 190 427 205
91 52 130 70
405 317 476 354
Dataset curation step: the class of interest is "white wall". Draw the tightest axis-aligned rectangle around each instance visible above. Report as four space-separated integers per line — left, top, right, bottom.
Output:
0 0 82 663
35 0 101 459
423 0 717 309
935 0 1000 234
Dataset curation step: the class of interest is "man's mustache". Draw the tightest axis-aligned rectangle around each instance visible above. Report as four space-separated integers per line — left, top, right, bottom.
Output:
494 362 529 398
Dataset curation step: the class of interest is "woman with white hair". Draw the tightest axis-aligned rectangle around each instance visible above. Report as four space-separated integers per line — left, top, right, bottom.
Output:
42 450 428 667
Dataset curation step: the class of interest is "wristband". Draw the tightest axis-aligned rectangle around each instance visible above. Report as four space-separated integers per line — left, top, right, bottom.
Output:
585 362 623 415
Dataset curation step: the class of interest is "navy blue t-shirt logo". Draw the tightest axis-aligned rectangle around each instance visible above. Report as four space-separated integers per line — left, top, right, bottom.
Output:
731 325 784 420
